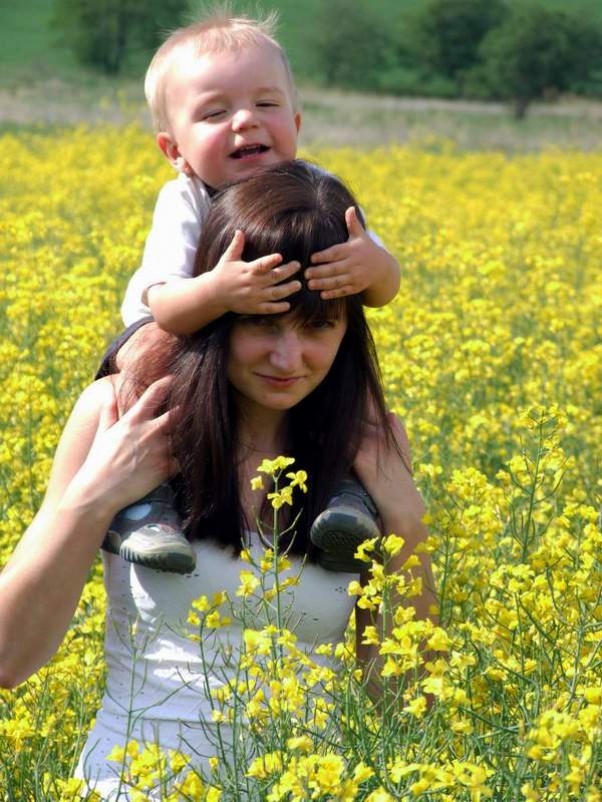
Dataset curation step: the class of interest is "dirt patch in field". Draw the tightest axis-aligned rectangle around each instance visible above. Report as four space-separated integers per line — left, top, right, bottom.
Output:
0 79 149 127
298 89 602 150
1 79 601 150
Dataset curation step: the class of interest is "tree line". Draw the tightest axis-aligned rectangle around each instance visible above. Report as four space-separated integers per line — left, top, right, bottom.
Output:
315 0 602 118
53 0 602 119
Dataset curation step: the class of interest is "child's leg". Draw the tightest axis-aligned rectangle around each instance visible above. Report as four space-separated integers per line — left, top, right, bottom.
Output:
99 321 195 574
95 317 159 379
310 477 380 573
104 483 195 575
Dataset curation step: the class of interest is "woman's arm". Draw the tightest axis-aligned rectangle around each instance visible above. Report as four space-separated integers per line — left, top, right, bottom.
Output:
0 377 175 688
352 414 437 677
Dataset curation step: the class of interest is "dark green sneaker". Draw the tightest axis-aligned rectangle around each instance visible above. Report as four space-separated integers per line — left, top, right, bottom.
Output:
310 479 380 572
102 484 196 575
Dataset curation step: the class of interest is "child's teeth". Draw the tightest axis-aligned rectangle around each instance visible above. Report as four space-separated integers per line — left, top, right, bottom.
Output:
238 146 262 156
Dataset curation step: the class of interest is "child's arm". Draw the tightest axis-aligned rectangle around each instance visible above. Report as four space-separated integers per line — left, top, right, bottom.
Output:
148 230 302 335
305 207 400 308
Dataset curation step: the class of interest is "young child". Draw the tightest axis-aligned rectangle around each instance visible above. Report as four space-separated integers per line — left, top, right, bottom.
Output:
105 11 401 575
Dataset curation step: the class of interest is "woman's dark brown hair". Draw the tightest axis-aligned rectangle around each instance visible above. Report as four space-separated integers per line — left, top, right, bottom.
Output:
169 160 391 559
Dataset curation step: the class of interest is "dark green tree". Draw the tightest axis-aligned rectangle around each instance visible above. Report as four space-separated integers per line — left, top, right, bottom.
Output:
52 0 187 75
312 0 399 92
479 4 602 118
406 0 507 90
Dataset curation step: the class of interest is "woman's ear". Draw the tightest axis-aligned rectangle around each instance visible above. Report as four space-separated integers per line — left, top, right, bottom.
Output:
156 132 192 175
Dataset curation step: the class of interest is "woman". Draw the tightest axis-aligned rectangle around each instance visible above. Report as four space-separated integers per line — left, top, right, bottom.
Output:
0 161 434 797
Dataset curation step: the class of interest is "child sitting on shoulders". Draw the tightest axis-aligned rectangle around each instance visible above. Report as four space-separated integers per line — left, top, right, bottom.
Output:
104 10 401 576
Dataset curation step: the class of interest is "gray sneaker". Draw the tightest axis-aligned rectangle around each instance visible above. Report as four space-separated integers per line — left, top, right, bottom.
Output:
102 484 196 575
310 479 380 572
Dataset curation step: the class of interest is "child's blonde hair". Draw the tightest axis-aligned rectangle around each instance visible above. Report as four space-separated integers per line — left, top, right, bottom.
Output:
145 8 296 133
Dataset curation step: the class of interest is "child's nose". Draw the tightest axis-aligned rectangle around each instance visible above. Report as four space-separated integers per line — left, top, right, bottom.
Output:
231 107 257 131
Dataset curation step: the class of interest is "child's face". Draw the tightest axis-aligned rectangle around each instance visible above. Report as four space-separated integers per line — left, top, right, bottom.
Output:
158 45 301 188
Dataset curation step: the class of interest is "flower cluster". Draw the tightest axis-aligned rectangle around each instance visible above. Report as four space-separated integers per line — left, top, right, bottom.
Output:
0 127 601 799
253 456 309 510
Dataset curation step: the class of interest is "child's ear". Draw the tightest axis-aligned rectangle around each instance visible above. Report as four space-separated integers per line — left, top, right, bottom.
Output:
294 111 302 133
156 132 190 174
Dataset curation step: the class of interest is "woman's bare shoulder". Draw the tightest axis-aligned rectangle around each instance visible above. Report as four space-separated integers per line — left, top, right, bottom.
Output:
40 377 118 507
66 376 117 426
74 375 116 407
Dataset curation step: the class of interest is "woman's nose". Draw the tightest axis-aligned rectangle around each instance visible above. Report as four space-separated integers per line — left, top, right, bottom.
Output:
269 331 302 373
231 107 257 131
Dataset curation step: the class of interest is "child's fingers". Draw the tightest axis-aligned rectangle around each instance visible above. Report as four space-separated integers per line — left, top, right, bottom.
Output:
249 252 283 273
265 260 301 284
319 285 357 300
305 259 347 281
309 244 346 265
264 279 300 301
345 206 364 237
256 300 292 315
222 229 246 262
308 272 351 292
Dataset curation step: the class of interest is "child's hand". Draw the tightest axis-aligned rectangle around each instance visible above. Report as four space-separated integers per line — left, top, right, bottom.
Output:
213 230 302 314
306 207 386 300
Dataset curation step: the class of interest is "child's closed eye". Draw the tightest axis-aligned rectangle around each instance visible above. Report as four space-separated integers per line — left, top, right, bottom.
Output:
202 109 227 121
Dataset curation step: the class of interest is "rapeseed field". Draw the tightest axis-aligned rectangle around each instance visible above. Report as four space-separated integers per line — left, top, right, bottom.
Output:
0 126 601 800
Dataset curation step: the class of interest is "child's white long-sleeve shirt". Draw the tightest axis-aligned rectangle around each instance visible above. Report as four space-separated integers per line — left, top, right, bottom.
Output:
121 174 212 326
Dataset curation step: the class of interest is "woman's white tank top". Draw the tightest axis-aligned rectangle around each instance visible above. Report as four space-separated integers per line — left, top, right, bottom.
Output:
75 535 357 799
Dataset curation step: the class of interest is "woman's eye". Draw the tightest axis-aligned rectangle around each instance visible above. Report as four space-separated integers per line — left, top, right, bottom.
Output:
307 319 336 330
243 315 276 328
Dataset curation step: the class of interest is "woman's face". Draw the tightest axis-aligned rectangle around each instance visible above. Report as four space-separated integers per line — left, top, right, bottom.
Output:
227 313 347 415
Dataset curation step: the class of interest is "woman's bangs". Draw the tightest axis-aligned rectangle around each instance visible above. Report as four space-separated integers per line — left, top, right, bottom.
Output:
288 282 348 326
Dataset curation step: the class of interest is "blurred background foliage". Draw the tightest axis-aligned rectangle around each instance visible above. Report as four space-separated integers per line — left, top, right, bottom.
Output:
2 0 602 118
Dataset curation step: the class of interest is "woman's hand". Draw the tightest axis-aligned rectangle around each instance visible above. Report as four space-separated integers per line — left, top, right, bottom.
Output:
65 376 178 516
352 412 425 535
0 376 178 688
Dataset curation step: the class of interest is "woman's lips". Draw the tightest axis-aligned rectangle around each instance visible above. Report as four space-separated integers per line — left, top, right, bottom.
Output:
255 373 301 388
